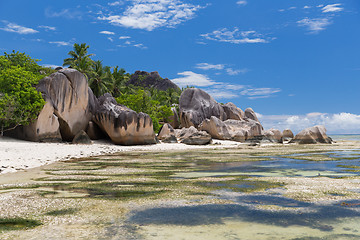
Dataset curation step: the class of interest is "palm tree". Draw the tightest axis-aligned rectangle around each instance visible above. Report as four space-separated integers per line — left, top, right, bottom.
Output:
63 43 94 76
111 66 129 97
88 60 114 97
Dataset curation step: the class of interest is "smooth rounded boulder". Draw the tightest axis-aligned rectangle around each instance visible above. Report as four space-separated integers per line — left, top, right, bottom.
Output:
290 125 332 144
283 129 294 141
93 93 156 145
263 128 283 143
179 88 226 128
37 68 92 141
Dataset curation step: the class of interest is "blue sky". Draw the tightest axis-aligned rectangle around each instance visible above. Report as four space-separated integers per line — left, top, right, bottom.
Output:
1 0 360 134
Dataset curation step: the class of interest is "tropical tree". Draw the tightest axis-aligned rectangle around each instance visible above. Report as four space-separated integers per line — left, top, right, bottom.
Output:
63 43 94 76
0 58 45 136
88 60 114 97
111 66 129 97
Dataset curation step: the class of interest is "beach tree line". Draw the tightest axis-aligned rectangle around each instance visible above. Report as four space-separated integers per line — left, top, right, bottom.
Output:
0 43 182 135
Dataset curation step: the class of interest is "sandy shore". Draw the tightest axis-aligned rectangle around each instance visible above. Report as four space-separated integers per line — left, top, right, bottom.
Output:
0 137 241 174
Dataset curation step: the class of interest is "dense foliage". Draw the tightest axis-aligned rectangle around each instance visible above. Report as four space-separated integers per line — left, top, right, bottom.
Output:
0 52 52 135
63 43 182 132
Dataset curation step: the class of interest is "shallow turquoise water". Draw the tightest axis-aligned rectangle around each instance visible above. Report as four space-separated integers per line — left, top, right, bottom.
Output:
124 149 360 240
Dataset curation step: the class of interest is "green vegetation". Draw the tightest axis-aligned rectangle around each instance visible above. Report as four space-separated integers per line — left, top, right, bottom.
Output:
0 51 54 136
45 208 79 216
0 218 41 231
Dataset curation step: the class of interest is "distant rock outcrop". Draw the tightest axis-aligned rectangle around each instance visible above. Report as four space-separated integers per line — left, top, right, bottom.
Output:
290 125 332 144
179 88 227 128
127 71 180 91
92 93 156 145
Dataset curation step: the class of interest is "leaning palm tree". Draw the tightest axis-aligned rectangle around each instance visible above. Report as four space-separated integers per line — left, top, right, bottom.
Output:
88 60 114 97
63 43 94 76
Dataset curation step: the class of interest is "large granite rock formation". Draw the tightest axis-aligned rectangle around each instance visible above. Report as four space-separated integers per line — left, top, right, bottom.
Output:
92 93 156 145
127 71 179 91
6 68 92 142
223 102 244 120
37 68 93 141
290 125 332 144
179 88 227 128
199 116 263 142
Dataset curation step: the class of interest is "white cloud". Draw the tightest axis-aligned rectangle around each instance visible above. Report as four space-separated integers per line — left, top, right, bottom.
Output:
322 4 343 13
108 1 124 6
258 112 360 134
98 0 202 31
108 37 114 42
42 64 60 69
0 22 38 34
38 25 56 31
119 36 131 39
201 28 271 44
241 87 281 99
134 43 147 49
226 68 248 75
297 17 332 33
45 8 83 20
171 71 218 87
49 41 72 47
100 30 115 35
236 1 247 6
204 89 239 99
304 6 311 9
195 63 225 70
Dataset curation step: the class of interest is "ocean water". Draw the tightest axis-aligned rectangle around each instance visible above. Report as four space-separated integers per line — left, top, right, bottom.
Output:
329 134 360 141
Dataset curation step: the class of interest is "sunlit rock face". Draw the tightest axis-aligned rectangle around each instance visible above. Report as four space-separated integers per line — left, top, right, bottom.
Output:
93 93 156 145
168 106 180 129
37 68 92 141
199 116 263 143
5 101 62 142
158 123 176 140
179 88 226 128
223 102 245 120
264 128 283 143
244 108 260 123
291 125 332 144
283 129 294 141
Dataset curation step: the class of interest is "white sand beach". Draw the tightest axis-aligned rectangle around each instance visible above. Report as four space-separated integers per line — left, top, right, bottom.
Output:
0 137 241 174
